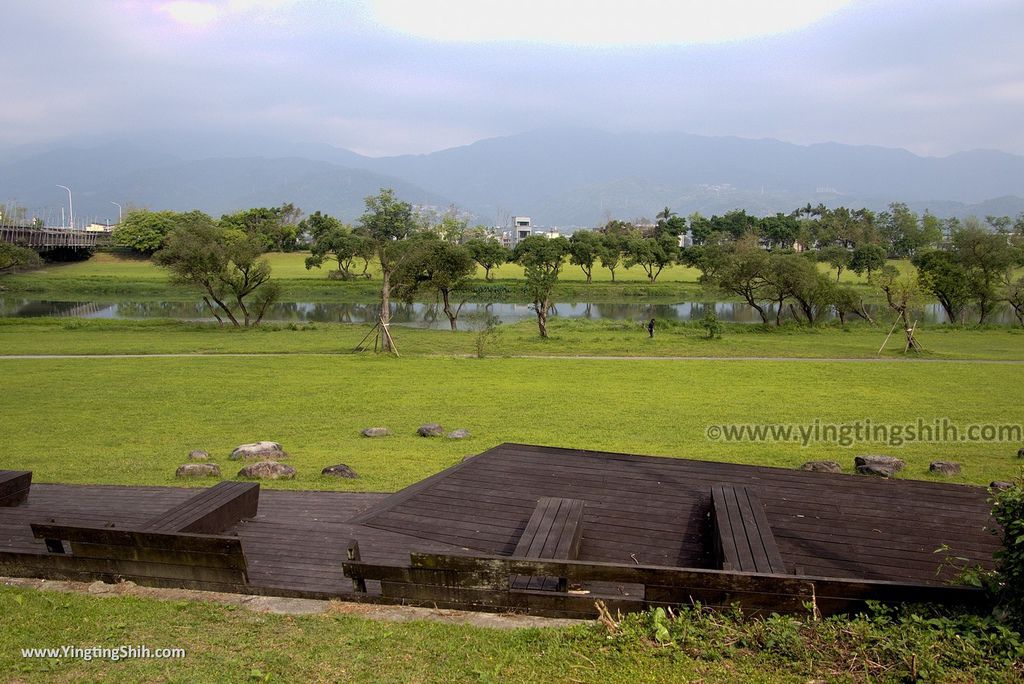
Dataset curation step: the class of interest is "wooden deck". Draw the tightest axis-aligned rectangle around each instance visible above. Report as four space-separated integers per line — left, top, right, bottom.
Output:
0 444 1001 616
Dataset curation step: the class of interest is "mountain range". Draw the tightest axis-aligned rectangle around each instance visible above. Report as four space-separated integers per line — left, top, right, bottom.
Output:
2 128 1023 228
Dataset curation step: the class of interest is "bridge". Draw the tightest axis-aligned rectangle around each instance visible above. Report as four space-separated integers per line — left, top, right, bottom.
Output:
0 226 110 251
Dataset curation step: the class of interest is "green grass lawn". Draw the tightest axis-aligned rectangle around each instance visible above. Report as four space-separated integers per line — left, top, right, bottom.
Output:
2 352 1021 489
1 251 899 302
1 317 1022 360
5 585 1019 683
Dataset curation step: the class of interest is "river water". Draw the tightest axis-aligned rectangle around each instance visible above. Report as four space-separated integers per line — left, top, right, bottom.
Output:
1 298 1017 327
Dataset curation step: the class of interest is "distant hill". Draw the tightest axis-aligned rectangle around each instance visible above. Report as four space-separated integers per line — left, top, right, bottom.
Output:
2 128 1023 227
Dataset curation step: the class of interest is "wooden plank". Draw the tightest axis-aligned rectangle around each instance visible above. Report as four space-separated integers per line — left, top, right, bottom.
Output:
141 481 259 534
0 471 31 507
711 485 787 575
30 523 244 555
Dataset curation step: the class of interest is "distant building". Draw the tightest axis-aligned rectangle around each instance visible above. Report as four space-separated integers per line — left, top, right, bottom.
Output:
513 216 533 243
85 222 115 233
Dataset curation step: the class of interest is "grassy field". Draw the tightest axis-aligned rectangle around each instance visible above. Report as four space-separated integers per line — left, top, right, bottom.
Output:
1 317 1022 360
2 352 1021 488
3 585 1021 683
0 251 898 301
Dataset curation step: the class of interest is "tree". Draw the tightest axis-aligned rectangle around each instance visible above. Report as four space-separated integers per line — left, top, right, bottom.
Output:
596 233 624 281
759 213 800 250
850 244 887 279
513 235 570 338
358 188 417 353
112 210 179 254
464 238 511 281
679 233 732 283
952 227 1018 323
395 239 476 330
154 213 280 326
913 250 972 324
832 286 873 325
877 265 924 351
1003 276 1024 327
302 211 373 280
710 240 774 324
816 245 851 282
568 230 602 283
624 234 676 282
220 205 302 252
0 243 41 273
655 207 687 238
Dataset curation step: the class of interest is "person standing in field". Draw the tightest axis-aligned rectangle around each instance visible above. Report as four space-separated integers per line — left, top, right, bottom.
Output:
647 318 655 338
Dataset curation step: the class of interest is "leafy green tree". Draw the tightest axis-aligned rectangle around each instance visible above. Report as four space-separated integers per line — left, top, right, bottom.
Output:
877 265 924 351
220 205 302 252
513 235 570 338
832 286 873 325
850 244 887 279
0 243 42 273
464 238 511 281
655 207 687 238
358 188 418 352
596 233 624 282
624 234 676 282
112 210 179 254
154 213 279 326
709 239 774 324
688 213 714 245
679 233 732 282
816 245 852 282
953 227 1019 323
709 210 758 241
1004 276 1024 327
568 230 602 283
396 239 477 330
758 213 800 250
302 211 373 280
913 250 972 324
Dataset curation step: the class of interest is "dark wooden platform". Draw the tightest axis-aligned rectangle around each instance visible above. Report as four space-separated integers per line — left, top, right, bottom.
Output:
0 445 1002 617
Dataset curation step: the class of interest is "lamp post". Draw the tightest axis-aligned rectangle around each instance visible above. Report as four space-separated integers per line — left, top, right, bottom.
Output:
110 201 122 224
56 185 74 230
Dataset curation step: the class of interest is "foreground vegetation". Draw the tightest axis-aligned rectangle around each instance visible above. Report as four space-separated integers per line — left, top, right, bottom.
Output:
2 586 1021 683
1 351 1021 489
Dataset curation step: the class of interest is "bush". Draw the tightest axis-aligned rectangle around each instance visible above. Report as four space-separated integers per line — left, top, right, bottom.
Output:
700 310 723 339
993 481 1024 630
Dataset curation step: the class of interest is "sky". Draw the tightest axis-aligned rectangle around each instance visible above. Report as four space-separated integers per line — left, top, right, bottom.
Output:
2 0 1023 157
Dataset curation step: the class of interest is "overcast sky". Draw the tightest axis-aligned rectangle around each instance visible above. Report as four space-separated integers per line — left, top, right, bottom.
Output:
3 0 1023 157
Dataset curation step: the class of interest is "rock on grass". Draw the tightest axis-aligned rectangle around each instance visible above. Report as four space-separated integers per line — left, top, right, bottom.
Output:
238 462 296 480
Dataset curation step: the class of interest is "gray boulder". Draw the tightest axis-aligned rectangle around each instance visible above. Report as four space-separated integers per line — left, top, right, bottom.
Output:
361 427 390 438
929 461 961 476
238 462 296 480
800 461 841 473
856 464 895 478
230 441 287 461
188 450 210 461
991 481 1014 491
322 464 358 479
446 429 471 440
175 463 220 479
417 423 444 437
854 455 905 473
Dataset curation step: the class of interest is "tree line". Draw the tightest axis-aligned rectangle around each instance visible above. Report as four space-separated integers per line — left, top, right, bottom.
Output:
107 192 1024 335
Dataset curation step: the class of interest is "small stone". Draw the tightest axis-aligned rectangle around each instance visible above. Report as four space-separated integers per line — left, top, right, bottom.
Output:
991 481 1014 491
175 463 221 478
238 461 296 480
446 429 471 440
800 460 841 473
854 455 905 473
417 423 443 437
321 464 358 479
856 464 895 478
361 427 390 438
230 441 287 461
188 450 210 461
87 580 117 595
929 461 961 476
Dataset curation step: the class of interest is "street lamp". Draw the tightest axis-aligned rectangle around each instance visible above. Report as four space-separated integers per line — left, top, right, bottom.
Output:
110 201 122 224
56 185 74 230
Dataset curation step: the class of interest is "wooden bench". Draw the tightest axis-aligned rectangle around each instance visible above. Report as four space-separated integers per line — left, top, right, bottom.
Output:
511 497 585 591
139 481 259 535
0 471 31 507
711 484 786 574
28 481 260 588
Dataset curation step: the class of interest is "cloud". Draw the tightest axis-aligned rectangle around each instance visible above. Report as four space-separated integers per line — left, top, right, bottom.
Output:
0 0 1021 157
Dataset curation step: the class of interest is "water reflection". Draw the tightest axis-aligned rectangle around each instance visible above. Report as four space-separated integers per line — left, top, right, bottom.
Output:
0 298 1017 327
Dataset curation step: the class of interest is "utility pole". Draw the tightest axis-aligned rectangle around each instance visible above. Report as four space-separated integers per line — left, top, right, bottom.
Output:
110 201 122 224
56 185 74 230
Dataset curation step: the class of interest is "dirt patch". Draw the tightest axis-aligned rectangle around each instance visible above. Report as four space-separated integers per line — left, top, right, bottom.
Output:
1 576 585 629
